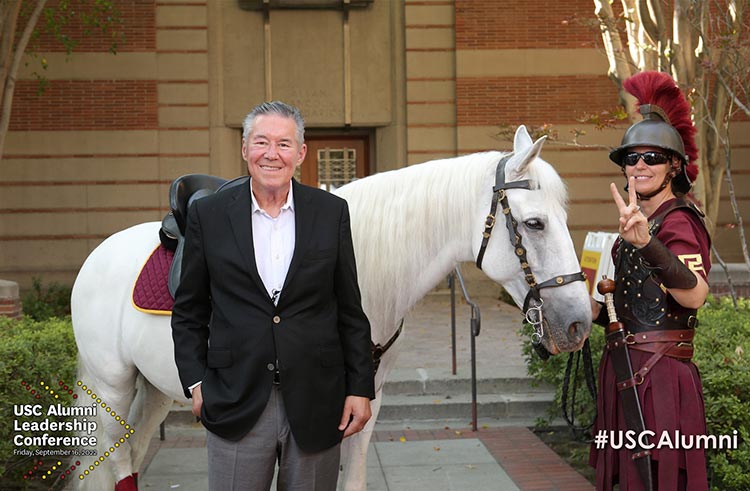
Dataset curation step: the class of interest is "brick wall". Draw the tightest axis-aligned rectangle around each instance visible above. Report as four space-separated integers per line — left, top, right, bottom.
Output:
12 1 159 132
710 283 750 299
1 1 210 287
456 75 617 125
455 0 598 49
30 0 156 52
405 0 457 163
9 80 158 131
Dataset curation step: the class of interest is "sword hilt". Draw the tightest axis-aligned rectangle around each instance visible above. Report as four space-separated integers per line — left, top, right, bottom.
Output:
597 276 620 327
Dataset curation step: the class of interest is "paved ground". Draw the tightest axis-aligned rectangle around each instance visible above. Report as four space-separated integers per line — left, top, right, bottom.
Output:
138 291 594 490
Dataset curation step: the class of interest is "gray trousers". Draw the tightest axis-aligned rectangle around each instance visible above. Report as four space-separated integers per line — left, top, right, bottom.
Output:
206 385 341 491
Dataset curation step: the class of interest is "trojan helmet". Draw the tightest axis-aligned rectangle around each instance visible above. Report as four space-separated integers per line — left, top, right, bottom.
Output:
608 71 699 196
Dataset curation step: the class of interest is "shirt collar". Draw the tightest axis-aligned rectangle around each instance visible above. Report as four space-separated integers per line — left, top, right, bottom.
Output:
250 179 295 215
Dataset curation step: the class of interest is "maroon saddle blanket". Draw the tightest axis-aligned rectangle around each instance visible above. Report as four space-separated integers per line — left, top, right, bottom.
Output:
132 244 174 314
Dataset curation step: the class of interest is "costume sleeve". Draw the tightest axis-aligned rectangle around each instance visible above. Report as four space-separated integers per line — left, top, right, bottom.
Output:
655 209 711 281
334 201 376 400
171 201 212 399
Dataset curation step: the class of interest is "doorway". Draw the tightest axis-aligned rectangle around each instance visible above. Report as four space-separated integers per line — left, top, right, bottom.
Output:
296 135 369 191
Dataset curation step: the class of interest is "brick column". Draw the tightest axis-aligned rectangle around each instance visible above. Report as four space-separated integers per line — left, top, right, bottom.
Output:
0 279 22 319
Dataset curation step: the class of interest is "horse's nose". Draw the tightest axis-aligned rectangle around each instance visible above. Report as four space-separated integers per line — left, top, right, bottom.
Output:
568 321 585 344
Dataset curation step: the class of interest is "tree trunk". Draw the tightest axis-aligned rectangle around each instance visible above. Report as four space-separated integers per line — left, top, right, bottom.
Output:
593 0 750 237
0 0 48 163
0 2 23 89
594 0 635 109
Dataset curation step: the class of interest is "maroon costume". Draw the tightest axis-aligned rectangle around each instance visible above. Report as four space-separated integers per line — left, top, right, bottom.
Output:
590 199 711 491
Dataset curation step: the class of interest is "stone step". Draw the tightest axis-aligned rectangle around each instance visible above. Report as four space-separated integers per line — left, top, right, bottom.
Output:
163 392 555 429
379 369 555 424
163 376 556 428
382 372 552 398
377 392 554 422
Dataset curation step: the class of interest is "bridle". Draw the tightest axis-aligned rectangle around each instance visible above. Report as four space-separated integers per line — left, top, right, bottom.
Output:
475 154 587 359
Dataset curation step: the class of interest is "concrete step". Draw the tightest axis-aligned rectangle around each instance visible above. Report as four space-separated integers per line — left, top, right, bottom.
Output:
378 369 555 424
163 377 556 428
377 392 554 422
163 392 555 429
382 373 551 398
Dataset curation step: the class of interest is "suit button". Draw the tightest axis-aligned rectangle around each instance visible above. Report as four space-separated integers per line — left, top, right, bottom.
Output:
273 315 281 324
266 363 275 371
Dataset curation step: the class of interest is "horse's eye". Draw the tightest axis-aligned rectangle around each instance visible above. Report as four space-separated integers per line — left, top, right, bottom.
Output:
524 218 545 230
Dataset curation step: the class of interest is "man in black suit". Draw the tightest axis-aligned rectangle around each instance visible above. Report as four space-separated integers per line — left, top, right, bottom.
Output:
171 101 375 490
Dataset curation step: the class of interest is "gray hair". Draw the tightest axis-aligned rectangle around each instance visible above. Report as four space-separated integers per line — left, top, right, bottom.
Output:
242 101 305 145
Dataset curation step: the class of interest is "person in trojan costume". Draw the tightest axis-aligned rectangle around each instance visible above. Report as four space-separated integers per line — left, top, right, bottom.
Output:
589 71 711 491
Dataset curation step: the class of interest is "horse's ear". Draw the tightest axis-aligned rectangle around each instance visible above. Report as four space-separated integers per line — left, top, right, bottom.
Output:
513 125 533 152
508 128 547 179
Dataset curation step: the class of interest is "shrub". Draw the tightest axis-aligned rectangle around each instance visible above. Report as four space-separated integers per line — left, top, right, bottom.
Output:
522 321 604 433
523 296 750 487
21 278 72 321
0 316 78 489
694 296 750 489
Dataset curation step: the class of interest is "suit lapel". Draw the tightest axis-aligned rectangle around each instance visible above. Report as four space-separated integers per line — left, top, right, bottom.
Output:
227 178 267 295
281 179 314 297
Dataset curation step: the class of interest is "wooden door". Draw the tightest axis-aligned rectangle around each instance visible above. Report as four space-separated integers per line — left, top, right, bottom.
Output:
297 136 369 191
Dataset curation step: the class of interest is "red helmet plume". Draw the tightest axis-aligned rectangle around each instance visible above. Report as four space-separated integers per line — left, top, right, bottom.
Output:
623 71 699 181
608 71 699 195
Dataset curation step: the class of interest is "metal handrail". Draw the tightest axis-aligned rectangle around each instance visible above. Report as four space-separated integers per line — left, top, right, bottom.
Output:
448 264 481 431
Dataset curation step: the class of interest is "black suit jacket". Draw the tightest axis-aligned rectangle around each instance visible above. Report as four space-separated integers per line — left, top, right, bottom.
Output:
171 178 375 452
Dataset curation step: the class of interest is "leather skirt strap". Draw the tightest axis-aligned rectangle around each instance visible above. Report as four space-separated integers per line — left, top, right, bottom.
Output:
629 342 694 361
626 329 694 344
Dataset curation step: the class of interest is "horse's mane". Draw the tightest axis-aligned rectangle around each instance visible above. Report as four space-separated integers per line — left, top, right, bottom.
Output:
335 150 568 334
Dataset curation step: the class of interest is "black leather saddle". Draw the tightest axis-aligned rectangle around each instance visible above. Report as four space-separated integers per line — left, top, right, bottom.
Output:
160 174 249 298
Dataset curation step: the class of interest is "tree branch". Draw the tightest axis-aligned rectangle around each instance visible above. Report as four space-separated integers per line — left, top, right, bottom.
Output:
711 244 738 308
721 128 750 275
718 73 750 117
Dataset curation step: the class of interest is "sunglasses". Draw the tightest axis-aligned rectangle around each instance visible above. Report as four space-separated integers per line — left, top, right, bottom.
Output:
621 151 672 166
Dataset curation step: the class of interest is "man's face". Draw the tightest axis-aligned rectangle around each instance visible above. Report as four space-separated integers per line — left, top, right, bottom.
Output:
242 114 306 195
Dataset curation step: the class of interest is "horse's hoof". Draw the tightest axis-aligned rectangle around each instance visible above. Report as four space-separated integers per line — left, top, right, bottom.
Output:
114 474 137 491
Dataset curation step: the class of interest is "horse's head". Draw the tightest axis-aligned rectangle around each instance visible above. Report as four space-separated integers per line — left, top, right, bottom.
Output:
474 125 591 355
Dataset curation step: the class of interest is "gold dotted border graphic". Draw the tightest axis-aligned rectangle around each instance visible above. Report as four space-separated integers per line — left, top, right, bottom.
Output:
75 380 136 482
19 379 135 483
20 380 80 483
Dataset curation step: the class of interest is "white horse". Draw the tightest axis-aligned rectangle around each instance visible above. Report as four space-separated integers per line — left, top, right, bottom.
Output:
71 126 591 490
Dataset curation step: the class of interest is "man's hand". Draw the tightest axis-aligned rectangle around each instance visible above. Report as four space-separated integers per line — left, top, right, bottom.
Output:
191 384 203 418
338 395 372 438
610 177 650 248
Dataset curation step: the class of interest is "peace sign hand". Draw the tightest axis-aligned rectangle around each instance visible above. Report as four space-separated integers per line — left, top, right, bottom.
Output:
610 176 651 248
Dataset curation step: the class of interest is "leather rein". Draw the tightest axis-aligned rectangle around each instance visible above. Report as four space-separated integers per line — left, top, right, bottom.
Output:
475 154 587 359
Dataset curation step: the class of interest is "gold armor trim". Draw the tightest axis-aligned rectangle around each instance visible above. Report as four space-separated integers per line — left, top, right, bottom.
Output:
679 253 705 273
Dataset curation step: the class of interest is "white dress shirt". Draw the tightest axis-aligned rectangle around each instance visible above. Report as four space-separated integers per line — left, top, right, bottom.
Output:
250 180 296 305
188 180 296 394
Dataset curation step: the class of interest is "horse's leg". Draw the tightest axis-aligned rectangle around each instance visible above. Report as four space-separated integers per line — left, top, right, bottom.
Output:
74 362 138 491
339 389 383 491
100 381 141 491
338 329 403 490
127 374 173 474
